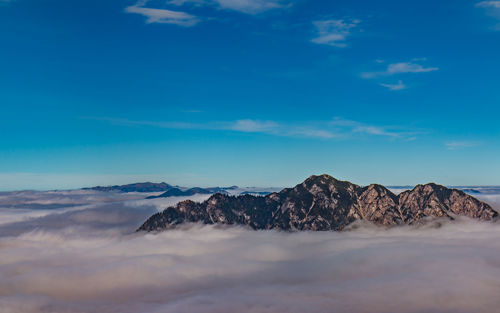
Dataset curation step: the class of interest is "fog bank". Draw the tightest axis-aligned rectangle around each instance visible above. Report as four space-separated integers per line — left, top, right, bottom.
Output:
0 190 500 312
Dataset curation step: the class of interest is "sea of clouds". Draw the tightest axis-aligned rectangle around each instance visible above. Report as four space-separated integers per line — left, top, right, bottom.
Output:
1 188 500 313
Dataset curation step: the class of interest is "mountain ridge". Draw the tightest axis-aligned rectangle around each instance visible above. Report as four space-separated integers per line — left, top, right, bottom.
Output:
138 174 498 232
84 182 239 195
84 182 175 193
146 187 214 198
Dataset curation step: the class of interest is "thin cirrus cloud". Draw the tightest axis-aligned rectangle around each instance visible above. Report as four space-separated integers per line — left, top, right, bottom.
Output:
169 0 290 15
86 117 337 139
329 118 420 139
85 116 420 140
476 1 500 8
445 141 481 150
311 19 361 47
476 1 500 29
230 120 336 139
380 80 407 91
362 59 438 90
362 60 439 79
126 0 291 26
476 1 500 13
125 0 200 26
231 119 280 133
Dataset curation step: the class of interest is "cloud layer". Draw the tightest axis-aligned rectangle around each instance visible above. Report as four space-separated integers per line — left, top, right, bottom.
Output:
87 116 422 140
0 189 500 312
126 0 291 26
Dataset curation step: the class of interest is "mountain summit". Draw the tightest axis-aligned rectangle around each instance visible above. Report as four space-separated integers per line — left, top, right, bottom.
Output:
138 174 498 232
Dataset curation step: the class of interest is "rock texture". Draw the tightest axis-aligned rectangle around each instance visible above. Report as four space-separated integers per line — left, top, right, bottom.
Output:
138 174 498 232
398 183 496 222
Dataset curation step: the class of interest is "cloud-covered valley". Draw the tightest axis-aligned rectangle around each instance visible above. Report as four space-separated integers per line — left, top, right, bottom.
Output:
1 189 500 313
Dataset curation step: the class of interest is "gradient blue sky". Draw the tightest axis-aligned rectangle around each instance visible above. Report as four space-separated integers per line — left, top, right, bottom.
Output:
1 0 500 190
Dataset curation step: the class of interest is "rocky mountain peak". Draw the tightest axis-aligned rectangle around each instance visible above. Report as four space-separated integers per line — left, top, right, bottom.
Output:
303 174 338 184
137 175 498 232
303 174 356 189
412 183 449 194
398 183 497 222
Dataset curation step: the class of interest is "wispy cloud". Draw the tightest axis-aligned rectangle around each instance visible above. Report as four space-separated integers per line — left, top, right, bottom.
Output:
362 60 439 79
84 117 336 139
213 0 289 14
476 1 500 29
85 116 421 141
181 109 204 113
86 117 200 129
125 0 200 26
445 141 481 150
168 0 206 6
380 80 407 91
126 0 291 27
476 1 500 10
311 19 361 47
330 118 419 139
231 119 279 133
477 0 500 8
168 0 290 14
385 62 438 75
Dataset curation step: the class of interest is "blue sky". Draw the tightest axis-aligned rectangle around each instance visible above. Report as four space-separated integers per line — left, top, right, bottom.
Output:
1 0 500 190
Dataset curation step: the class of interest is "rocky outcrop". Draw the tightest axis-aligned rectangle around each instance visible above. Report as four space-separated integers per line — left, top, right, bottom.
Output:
137 174 498 232
398 183 497 222
356 184 400 226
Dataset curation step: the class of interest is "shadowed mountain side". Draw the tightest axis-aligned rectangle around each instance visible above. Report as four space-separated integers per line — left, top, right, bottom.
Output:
84 182 174 193
146 187 214 199
138 175 498 232
84 182 238 197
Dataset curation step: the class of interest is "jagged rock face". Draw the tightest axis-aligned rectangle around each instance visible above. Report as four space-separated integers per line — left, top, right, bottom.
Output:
137 175 498 232
140 194 275 230
269 175 361 230
398 183 497 222
356 184 401 226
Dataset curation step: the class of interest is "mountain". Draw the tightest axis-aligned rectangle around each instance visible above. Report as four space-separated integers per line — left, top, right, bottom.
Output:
145 186 239 199
84 182 238 195
240 191 273 196
146 187 214 199
398 183 496 221
85 182 174 193
138 174 498 232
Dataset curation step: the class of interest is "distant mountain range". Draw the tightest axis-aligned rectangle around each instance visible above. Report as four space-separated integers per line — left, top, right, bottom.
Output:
84 180 500 200
146 187 233 199
388 185 500 195
84 182 175 193
84 182 240 196
138 174 498 232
